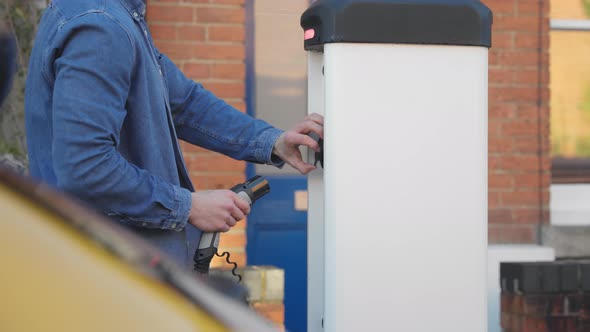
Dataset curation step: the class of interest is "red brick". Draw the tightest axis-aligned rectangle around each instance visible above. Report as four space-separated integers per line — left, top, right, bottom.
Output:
502 191 539 207
191 173 246 190
489 208 513 224
203 82 245 99
148 4 194 22
489 120 501 137
211 0 245 4
494 15 545 32
219 230 247 248
511 313 522 331
513 137 542 154
184 63 210 79
490 174 513 189
490 87 539 102
486 1 515 15
512 294 524 314
513 173 549 189
210 63 245 79
150 24 175 41
489 191 501 208
157 41 194 59
516 104 549 120
491 32 513 49
514 32 548 50
501 311 511 330
522 316 548 332
497 50 545 67
185 152 245 172
252 303 285 326
489 103 516 119
488 50 498 65
489 137 512 153
502 292 512 312
488 224 536 243
192 44 245 60
491 155 546 172
177 25 206 41
515 69 548 86
501 120 539 136
512 207 548 224
522 295 549 317
489 67 513 85
196 7 245 24
179 140 208 154
209 26 245 42
489 155 504 170
516 0 549 15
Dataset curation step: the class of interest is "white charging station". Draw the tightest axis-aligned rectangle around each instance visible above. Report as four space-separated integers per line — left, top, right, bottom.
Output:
302 1 493 331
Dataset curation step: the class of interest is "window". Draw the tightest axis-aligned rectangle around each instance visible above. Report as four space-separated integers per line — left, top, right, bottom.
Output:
252 0 309 175
551 0 590 182
549 0 590 225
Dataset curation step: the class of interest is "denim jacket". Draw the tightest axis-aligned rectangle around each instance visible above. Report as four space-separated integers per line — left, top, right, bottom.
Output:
25 0 283 267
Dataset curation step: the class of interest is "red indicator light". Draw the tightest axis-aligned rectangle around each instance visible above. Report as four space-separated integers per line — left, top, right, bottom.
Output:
304 29 315 40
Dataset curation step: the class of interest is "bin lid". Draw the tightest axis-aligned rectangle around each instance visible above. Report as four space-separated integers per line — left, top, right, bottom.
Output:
300 0 493 51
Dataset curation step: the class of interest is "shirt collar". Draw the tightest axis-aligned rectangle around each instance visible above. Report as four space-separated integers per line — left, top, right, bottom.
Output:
120 0 146 18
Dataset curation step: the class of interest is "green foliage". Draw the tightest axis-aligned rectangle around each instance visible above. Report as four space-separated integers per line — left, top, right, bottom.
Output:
0 0 44 158
580 84 590 116
552 139 563 157
584 0 590 19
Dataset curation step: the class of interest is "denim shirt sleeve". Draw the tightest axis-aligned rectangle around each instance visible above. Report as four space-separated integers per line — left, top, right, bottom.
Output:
51 13 191 231
159 53 285 167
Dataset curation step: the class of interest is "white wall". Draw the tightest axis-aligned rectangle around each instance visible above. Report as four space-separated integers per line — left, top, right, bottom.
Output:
550 184 590 225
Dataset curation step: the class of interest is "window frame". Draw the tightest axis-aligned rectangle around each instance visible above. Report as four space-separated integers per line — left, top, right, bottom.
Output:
550 18 590 183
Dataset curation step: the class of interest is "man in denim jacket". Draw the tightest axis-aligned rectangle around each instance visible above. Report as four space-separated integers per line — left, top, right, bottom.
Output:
25 0 323 268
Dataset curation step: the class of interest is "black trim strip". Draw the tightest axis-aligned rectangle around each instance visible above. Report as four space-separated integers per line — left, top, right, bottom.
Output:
301 0 493 51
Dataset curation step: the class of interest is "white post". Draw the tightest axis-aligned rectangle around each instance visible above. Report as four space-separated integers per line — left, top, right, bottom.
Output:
307 50 325 332
323 43 488 332
303 1 492 331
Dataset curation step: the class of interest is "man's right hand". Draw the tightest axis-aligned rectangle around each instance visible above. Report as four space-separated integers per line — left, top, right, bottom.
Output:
188 190 251 232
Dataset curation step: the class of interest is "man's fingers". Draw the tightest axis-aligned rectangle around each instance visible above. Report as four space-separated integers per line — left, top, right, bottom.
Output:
233 194 251 215
230 204 245 222
295 119 324 139
285 150 316 174
307 113 324 125
291 160 315 174
286 133 320 152
227 215 238 227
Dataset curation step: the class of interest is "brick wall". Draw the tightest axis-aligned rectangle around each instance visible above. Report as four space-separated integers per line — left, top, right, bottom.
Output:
500 261 590 332
485 0 551 244
147 0 248 268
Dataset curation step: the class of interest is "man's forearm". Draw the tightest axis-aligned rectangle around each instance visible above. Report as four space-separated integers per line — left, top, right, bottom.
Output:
159 53 285 165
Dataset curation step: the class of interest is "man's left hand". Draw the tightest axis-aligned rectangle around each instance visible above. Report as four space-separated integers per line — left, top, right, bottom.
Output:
272 113 324 174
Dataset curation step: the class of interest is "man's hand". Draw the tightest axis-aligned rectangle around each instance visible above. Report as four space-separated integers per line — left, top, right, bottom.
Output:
273 113 324 174
188 190 251 232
